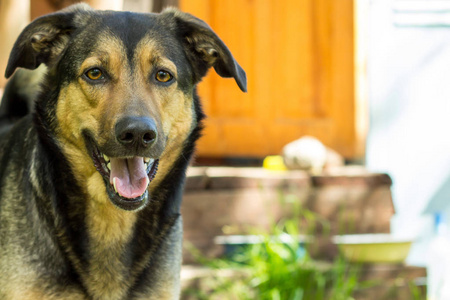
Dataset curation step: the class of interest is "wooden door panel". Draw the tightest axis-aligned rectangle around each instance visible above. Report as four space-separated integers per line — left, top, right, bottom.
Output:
180 0 358 158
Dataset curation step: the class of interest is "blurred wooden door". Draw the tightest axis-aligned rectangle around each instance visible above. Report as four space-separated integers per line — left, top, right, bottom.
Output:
180 0 362 159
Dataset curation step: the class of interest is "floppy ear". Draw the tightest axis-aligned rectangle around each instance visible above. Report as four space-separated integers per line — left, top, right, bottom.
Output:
4 3 92 78
163 8 247 92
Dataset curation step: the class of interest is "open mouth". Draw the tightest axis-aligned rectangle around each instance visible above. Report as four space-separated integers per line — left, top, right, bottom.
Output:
89 142 159 211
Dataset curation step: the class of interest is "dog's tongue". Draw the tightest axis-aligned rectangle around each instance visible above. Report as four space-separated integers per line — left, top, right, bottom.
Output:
109 157 149 199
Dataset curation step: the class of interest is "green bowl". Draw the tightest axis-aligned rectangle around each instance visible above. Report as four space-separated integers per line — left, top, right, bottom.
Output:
332 234 413 263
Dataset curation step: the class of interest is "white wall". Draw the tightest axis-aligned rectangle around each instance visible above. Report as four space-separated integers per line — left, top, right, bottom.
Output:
366 0 450 265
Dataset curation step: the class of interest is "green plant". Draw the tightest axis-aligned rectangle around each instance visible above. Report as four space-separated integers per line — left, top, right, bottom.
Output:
185 215 362 300
234 220 360 300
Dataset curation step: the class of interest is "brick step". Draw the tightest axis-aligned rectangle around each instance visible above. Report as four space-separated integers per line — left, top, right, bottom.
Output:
181 166 395 262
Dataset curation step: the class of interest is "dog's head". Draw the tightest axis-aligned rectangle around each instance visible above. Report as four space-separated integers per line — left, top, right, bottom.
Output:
5 4 246 211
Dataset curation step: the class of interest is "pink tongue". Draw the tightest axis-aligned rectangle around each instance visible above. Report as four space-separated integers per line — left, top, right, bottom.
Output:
109 157 149 199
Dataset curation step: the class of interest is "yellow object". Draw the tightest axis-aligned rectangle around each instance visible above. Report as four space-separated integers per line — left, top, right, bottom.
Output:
333 234 413 263
263 156 287 171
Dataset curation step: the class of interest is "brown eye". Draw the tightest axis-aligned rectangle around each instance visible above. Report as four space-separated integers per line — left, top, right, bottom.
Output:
155 70 173 83
85 68 104 81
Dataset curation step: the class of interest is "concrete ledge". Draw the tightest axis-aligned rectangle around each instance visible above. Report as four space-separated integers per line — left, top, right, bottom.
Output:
185 167 311 190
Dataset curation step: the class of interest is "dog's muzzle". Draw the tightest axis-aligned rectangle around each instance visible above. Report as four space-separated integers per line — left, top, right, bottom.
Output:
84 116 162 211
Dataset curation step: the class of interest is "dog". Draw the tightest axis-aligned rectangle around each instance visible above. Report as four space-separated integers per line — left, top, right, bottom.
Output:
0 4 246 299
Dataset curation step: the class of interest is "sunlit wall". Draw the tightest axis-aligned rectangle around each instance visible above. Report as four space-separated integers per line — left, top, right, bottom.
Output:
366 0 450 265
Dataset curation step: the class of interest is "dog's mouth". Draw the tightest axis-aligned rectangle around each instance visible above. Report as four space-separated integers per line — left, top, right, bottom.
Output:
89 141 159 211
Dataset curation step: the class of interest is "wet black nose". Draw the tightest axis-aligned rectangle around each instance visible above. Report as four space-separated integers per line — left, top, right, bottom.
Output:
115 116 157 148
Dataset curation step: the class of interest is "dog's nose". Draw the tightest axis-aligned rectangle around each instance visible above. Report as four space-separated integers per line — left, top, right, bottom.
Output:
115 116 157 148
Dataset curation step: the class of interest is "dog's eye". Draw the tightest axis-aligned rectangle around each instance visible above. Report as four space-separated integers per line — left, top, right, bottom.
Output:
85 68 104 81
155 70 173 83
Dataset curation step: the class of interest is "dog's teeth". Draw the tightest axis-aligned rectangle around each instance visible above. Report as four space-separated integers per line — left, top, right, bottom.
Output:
113 177 118 194
103 154 110 162
107 162 111 170
144 157 150 163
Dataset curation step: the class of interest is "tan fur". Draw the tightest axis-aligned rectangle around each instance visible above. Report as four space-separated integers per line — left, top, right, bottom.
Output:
30 136 45 200
150 93 195 192
84 200 137 300
133 37 195 191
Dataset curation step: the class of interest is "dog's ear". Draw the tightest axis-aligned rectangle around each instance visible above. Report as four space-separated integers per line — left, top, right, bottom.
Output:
163 9 247 92
5 4 92 78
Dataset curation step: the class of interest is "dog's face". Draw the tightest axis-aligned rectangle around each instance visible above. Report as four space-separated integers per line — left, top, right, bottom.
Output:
5 4 246 211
